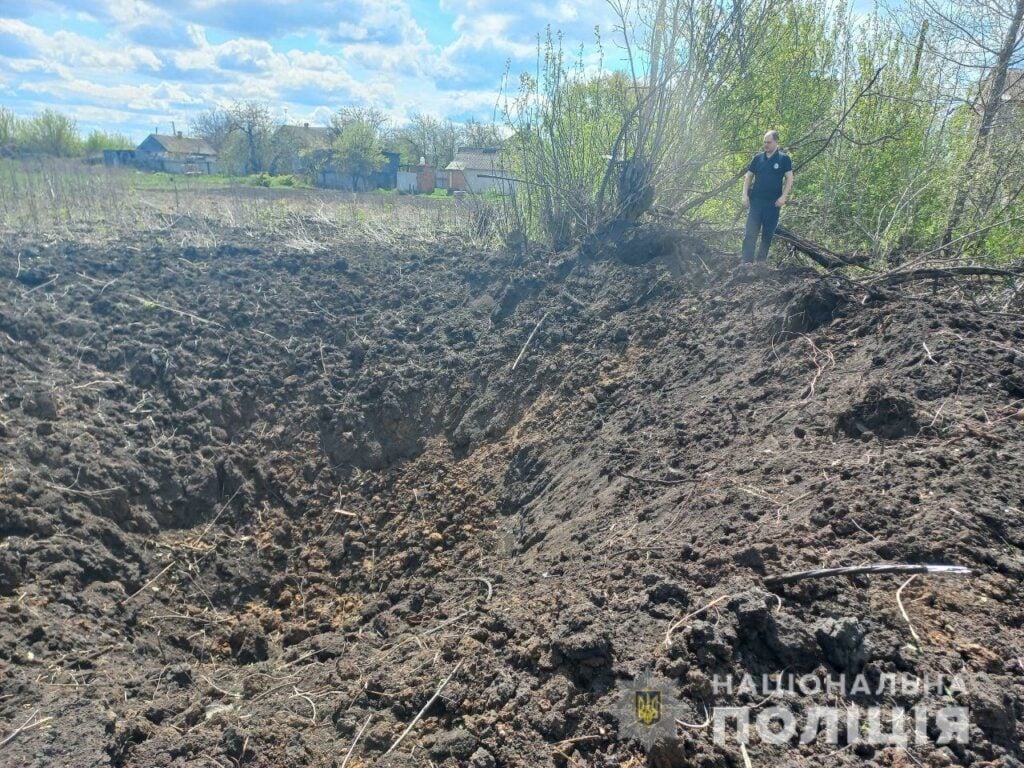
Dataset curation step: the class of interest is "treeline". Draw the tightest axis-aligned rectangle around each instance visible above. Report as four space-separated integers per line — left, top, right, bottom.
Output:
0 101 502 178
0 106 134 158
188 102 502 178
500 0 1024 262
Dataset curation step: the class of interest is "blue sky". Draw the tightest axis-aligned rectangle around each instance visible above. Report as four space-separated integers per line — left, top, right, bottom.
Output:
0 0 620 139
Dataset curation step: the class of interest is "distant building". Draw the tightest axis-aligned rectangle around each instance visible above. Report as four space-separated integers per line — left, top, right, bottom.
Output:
105 133 218 174
983 68 1024 135
998 69 1024 107
397 161 437 194
102 149 136 167
1003 69 1024 99
272 123 331 173
444 146 514 194
316 150 401 191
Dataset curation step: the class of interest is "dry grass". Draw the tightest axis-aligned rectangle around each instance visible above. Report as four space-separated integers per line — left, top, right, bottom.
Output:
0 159 501 252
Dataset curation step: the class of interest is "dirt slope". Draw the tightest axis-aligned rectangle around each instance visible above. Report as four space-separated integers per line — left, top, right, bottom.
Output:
0 228 1022 767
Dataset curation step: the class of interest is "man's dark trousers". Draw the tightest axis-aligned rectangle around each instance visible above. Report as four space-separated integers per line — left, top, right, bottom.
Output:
741 200 780 262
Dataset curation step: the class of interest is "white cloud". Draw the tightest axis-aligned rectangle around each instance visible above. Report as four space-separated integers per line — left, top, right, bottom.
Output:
22 76 202 112
0 1 616 138
0 19 164 73
343 39 434 77
5 58 61 75
214 38 276 71
0 18 46 57
54 30 163 70
307 105 333 125
433 1 615 90
286 50 337 71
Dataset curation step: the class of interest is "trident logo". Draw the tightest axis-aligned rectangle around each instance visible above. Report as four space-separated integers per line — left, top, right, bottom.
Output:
635 690 662 726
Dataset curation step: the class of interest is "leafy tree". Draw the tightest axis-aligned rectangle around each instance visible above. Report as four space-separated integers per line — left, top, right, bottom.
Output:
266 126 320 175
499 0 798 245
503 55 637 246
894 0 1024 247
19 109 82 156
328 108 387 188
82 129 134 154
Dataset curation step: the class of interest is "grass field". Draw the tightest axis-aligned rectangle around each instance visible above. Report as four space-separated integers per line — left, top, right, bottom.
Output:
0 158 491 251
124 170 309 190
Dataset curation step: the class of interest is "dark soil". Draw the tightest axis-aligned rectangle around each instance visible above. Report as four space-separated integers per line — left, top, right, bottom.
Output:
1 227 1022 767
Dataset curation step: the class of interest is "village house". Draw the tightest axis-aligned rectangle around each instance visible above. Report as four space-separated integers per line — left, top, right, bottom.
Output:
992 69 1024 132
444 146 514 194
104 132 218 174
397 159 437 193
271 123 331 174
315 150 401 191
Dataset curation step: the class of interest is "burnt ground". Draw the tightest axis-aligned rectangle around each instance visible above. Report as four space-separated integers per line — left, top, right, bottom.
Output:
0 226 1022 767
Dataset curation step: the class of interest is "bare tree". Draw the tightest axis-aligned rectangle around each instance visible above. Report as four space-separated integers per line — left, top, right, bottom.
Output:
602 0 782 221
189 107 234 152
897 0 1024 246
228 101 277 175
397 113 438 165
461 118 502 148
190 102 278 174
398 113 463 167
329 107 390 141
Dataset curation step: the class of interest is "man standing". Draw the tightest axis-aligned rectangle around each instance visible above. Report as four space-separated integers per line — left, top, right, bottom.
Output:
741 130 793 263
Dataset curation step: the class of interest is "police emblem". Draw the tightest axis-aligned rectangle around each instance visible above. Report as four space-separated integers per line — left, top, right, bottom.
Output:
635 690 661 725
612 670 680 750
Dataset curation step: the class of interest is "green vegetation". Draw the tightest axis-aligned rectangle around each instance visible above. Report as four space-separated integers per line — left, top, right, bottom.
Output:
392 115 503 169
0 106 134 157
498 0 1024 263
327 108 387 187
82 129 135 154
126 170 311 190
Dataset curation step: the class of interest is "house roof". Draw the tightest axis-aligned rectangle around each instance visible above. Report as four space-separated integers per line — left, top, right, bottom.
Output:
1002 69 1024 101
140 134 217 156
445 146 505 172
274 124 332 148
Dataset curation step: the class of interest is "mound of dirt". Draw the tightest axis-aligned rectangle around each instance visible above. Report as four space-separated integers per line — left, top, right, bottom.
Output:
780 278 854 332
837 383 921 439
0 227 1022 767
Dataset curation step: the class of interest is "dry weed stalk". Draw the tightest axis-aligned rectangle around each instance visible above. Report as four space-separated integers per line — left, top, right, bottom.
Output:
341 713 373 768
0 709 54 749
663 594 731 647
511 311 550 371
801 335 836 400
385 658 465 756
763 563 971 587
896 575 922 646
122 560 177 603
